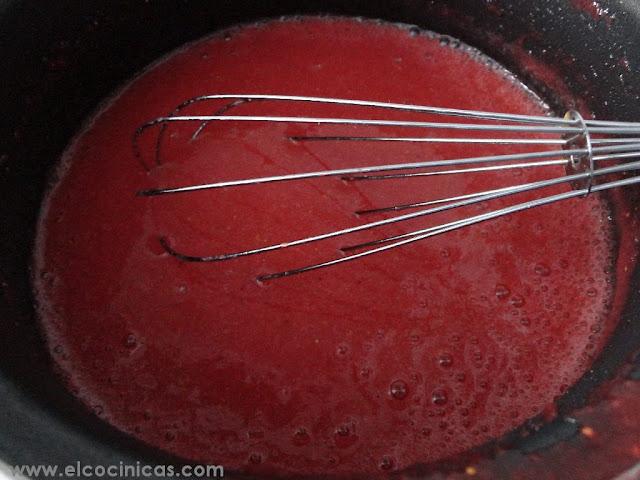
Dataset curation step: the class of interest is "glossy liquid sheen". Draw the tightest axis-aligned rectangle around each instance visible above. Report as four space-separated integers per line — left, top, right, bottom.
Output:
34 18 619 476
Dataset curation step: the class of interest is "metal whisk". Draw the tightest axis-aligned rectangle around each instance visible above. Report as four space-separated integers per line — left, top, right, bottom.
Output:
134 94 640 281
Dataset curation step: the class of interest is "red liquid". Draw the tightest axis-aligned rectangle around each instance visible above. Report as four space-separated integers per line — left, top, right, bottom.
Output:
35 18 621 477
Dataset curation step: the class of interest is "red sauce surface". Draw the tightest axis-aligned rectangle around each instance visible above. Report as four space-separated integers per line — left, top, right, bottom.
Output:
34 18 622 477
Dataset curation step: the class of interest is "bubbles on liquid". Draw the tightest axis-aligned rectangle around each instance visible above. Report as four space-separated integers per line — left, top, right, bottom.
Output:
509 295 525 308
293 427 310 446
336 344 349 357
534 263 551 276
334 423 358 448
378 455 395 471
408 26 420 37
586 287 598 297
437 354 453 368
495 284 511 300
431 389 448 406
164 431 176 442
390 380 408 400
92 404 104 416
124 334 138 349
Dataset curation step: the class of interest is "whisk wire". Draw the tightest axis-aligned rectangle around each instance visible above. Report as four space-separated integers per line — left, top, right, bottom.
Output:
139 143 640 197
257 174 640 281
135 95 640 280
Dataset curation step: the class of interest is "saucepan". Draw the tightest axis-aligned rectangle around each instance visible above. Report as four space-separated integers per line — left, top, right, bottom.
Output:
1 0 639 478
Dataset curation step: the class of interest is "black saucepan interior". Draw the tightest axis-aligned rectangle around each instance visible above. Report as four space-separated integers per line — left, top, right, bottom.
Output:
1 0 640 477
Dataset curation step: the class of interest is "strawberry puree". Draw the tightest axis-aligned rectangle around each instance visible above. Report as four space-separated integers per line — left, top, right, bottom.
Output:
34 17 620 477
